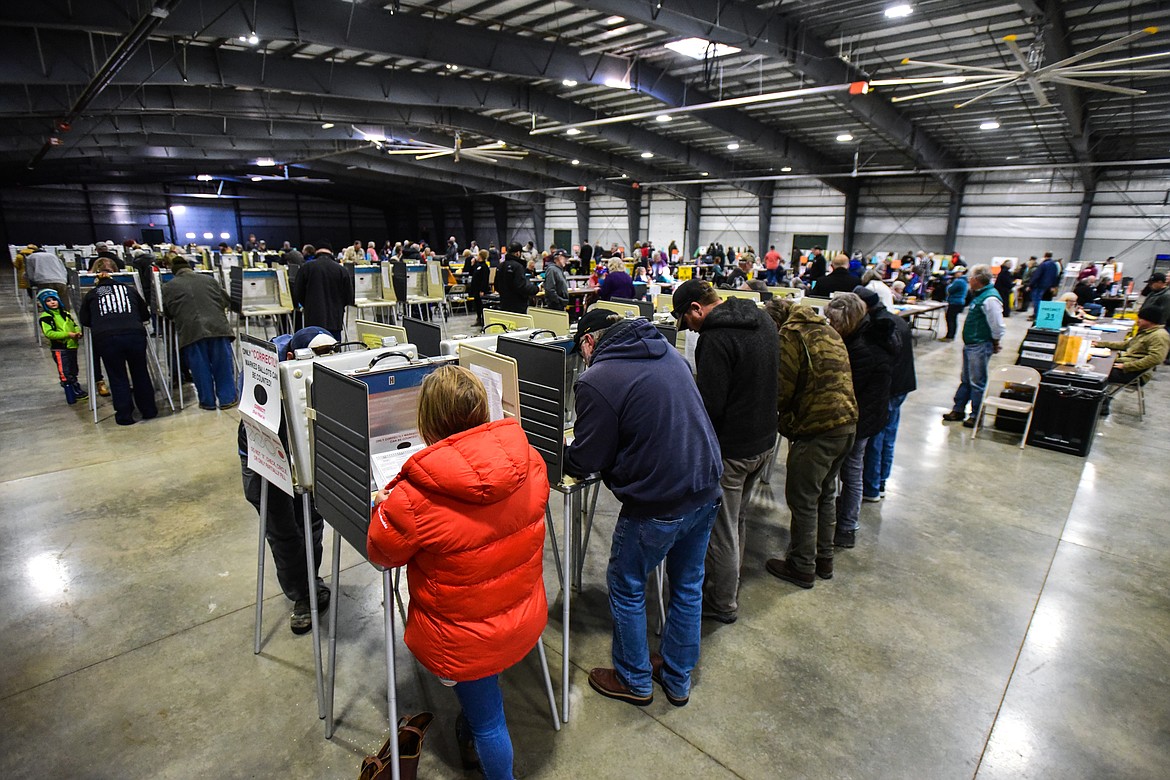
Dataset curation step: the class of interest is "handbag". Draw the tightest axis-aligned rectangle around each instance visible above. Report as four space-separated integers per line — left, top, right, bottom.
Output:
358 711 435 780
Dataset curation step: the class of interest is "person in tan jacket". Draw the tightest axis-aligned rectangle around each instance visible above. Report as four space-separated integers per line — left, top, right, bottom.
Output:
1096 305 1170 383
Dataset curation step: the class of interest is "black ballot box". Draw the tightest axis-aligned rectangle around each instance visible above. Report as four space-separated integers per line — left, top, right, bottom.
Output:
1017 327 1060 371
1026 367 1108 456
994 383 1034 433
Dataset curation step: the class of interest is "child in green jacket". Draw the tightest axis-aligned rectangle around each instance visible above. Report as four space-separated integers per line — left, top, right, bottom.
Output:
38 289 89 404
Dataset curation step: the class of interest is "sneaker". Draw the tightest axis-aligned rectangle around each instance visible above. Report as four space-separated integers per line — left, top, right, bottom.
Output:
879 483 886 498
650 653 688 707
765 558 815 589
290 599 312 634
199 404 218 411
72 383 89 400
588 667 653 706
834 529 856 548
941 411 965 422
96 380 110 397
815 557 834 580
862 494 881 503
962 416 977 428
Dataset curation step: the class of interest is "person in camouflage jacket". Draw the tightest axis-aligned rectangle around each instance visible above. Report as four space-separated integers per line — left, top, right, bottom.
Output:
763 300 859 589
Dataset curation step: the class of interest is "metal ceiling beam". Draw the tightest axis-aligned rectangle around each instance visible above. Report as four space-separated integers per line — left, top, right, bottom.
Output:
1016 0 1096 189
0 32 770 195
559 0 964 191
0 3 833 190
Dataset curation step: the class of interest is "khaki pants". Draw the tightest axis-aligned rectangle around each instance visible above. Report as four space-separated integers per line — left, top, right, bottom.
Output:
703 448 773 615
784 430 855 574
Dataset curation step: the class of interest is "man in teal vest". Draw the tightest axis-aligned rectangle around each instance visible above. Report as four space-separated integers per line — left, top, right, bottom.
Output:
942 265 1005 428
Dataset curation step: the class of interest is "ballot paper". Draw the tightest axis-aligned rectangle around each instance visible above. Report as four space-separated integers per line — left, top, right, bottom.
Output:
683 329 700 372
469 363 505 421
370 430 426 488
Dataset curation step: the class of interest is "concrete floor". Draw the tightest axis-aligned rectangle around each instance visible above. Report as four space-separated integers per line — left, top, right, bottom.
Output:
2 277 1168 779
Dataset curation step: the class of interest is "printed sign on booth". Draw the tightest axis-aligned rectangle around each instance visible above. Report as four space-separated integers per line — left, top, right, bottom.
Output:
240 337 282 432
242 417 294 496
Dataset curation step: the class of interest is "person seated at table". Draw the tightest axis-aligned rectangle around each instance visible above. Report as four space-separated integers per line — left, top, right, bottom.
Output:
368 365 549 779
1059 292 1087 326
1094 305 1170 415
1074 275 1104 316
598 258 635 300
890 280 906 304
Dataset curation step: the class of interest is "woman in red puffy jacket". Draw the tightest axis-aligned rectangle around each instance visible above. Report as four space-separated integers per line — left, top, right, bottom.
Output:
368 365 549 780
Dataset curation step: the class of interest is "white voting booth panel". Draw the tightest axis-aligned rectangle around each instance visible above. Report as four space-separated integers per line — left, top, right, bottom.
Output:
354 319 408 350
590 299 644 319
484 309 534 331
440 332 501 356
526 307 571 336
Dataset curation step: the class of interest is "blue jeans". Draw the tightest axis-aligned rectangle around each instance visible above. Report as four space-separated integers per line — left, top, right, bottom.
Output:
454 675 513 780
834 436 869 533
607 500 718 699
182 337 237 408
863 393 906 498
953 342 995 417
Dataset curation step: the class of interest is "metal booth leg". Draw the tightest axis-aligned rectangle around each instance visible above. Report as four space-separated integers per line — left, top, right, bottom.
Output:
545 503 563 589
253 480 269 654
383 569 402 780
561 489 572 723
302 492 326 720
536 641 561 732
325 530 343 738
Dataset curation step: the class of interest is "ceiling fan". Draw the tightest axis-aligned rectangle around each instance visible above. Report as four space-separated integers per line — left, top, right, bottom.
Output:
873 26 1168 108
380 132 527 163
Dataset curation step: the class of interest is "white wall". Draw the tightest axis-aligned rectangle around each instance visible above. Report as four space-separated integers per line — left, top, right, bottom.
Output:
771 182 846 255
699 186 759 251
587 195 629 250
543 196 576 249
645 190 686 251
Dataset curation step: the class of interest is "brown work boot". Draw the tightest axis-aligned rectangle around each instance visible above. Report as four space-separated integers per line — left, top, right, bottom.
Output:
815 557 834 580
588 667 653 706
765 558 815 589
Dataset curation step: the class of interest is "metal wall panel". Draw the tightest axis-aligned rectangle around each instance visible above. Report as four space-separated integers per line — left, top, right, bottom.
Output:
587 195 629 250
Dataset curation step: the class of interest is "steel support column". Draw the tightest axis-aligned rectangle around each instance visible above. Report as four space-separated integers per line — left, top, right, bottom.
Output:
459 200 475 249
1071 183 1097 263
493 199 508 249
943 177 968 255
684 185 702 257
842 184 860 256
757 183 775 256
575 198 590 252
627 195 643 253
532 200 546 251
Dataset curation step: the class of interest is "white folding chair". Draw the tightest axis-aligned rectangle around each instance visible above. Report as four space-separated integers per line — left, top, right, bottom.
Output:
971 365 1042 449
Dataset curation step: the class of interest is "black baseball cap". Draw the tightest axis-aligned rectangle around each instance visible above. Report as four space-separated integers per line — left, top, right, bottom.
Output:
1147 272 1166 284
507 241 523 255
670 279 711 322
573 308 622 352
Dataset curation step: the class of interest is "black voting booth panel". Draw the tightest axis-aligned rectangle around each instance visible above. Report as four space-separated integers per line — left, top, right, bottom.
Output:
310 359 455 553
495 337 569 484
1026 369 1108 457
655 324 678 345
403 317 442 358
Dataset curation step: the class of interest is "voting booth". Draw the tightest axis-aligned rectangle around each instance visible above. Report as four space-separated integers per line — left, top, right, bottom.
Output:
349 263 397 323
402 317 443 358
526 307 571 337
484 309 535 332
353 319 408 351
229 267 294 348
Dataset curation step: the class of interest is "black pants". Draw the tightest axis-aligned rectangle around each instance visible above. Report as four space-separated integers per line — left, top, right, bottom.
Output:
50 347 79 386
241 460 324 602
471 293 484 324
944 304 963 339
95 331 157 424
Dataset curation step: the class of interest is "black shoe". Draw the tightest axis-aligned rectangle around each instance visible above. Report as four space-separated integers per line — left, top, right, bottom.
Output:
962 416 976 428
834 529 856 548
941 411 965 422
701 606 737 624
765 558 815 589
815 557 834 580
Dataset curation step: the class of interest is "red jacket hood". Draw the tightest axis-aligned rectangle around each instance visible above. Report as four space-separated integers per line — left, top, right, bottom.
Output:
398 418 536 504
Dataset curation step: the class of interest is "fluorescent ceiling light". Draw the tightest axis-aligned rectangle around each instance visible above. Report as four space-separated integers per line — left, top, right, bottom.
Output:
640 151 654 158
562 79 578 87
620 173 628 178
700 172 709 176
184 232 196 239
836 133 854 142
604 77 631 90
250 176 264 182
727 142 740 150
571 159 580 165
321 122 334 129
980 120 1001 130
604 16 625 25
664 37 741 60
942 77 965 84
169 204 186 214
884 4 913 19
238 32 259 45
196 174 212 181
220 232 231 240
445 64 459 71
203 232 215 239
566 127 582 136
656 114 672 122
256 157 276 167
781 166 793 172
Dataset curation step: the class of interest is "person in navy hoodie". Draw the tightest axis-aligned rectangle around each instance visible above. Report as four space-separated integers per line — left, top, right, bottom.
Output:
565 309 723 709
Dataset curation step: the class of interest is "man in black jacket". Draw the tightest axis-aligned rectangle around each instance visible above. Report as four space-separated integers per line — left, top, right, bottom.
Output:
495 242 539 313
292 242 352 339
854 287 916 503
579 239 593 267
673 280 778 624
805 246 828 284
466 251 491 326
812 254 861 297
